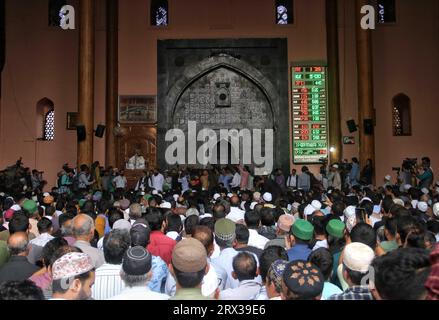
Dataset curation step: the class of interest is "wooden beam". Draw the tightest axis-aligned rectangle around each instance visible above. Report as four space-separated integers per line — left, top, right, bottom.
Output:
326 0 342 164
355 0 375 180
105 0 118 168
77 0 95 167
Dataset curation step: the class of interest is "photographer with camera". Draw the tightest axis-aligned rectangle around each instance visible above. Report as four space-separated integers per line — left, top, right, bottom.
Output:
414 157 434 189
31 169 45 191
396 160 414 192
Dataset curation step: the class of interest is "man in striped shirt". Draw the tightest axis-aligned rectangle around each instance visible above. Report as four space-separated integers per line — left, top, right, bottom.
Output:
92 229 130 300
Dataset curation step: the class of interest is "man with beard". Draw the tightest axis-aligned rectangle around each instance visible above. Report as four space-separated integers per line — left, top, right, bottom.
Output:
51 252 95 300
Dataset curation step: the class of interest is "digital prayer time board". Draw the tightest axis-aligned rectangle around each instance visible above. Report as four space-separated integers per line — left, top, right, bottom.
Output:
292 65 329 164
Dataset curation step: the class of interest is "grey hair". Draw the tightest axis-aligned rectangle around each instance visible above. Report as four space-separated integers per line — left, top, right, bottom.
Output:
120 269 149 288
61 224 73 236
129 203 142 220
72 214 94 237
215 234 236 248
8 238 29 256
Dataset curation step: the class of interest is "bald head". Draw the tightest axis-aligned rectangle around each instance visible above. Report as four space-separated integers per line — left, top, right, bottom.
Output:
192 225 214 254
231 196 240 207
72 214 95 240
7 232 29 256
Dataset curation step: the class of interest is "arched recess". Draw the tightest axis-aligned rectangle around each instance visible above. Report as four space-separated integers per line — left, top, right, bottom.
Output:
392 93 411 136
36 97 55 141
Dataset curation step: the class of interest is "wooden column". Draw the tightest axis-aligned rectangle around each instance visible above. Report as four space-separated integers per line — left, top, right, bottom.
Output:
355 0 375 176
326 0 342 164
77 0 95 166
105 0 118 167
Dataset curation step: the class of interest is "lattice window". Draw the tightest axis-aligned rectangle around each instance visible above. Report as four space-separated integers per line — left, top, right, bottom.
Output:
275 0 294 25
151 0 168 26
377 0 396 24
392 94 411 136
44 110 55 141
49 0 67 27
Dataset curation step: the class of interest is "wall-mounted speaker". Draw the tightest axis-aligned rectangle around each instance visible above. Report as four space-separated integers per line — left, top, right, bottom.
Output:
346 119 358 133
364 119 374 135
95 124 106 138
76 125 86 142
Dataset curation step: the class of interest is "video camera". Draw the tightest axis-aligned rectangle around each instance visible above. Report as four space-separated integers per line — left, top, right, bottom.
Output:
392 158 418 175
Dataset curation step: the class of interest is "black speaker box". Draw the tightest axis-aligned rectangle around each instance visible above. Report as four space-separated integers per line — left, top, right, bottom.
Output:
364 119 374 135
95 124 106 138
346 119 357 133
76 125 86 142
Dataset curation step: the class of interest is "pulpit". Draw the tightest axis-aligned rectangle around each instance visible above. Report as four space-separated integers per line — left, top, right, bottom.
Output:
116 124 157 189
124 169 146 190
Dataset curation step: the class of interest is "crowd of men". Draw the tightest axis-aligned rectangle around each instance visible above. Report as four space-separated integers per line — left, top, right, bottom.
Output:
0 156 438 300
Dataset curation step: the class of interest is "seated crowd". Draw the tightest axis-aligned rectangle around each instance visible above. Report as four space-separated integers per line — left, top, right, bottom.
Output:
0 161 438 300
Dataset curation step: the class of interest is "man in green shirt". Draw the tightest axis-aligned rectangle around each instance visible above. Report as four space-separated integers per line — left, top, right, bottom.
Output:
170 238 211 300
379 217 399 253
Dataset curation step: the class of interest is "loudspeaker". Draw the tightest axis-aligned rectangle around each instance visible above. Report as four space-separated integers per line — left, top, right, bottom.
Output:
95 124 106 138
346 119 358 133
364 119 374 135
76 125 86 142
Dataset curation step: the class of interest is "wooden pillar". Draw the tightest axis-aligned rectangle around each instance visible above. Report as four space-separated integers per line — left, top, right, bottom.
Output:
355 0 375 177
0 0 5 138
77 0 95 167
326 0 342 164
105 0 118 168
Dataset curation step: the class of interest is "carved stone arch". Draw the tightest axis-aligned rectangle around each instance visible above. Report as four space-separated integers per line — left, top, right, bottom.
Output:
166 54 278 129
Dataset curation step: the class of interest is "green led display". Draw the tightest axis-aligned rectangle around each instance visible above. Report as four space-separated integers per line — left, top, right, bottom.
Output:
292 65 329 164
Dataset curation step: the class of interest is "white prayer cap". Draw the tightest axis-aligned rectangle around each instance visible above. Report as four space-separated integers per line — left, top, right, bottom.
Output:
417 201 428 213
160 202 172 209
11 205 21 211
343 242 375 273
311 200 322 210
304 204 315 217
263 192 273 202
433 203 439 218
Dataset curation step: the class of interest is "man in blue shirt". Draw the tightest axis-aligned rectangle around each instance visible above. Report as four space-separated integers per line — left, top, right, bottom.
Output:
349 157 360 187
286 219 314 262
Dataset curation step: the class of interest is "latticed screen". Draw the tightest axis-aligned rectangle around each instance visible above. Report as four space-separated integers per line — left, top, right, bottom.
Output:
392 106 402 136
275 0 294 25
392 94 411 136
377 0 397 24
48 0 67 27
151 0 168 26
44 110 55 141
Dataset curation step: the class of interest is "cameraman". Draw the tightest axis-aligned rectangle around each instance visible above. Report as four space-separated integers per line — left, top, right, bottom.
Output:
398 161 413 190
415 157 434 189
